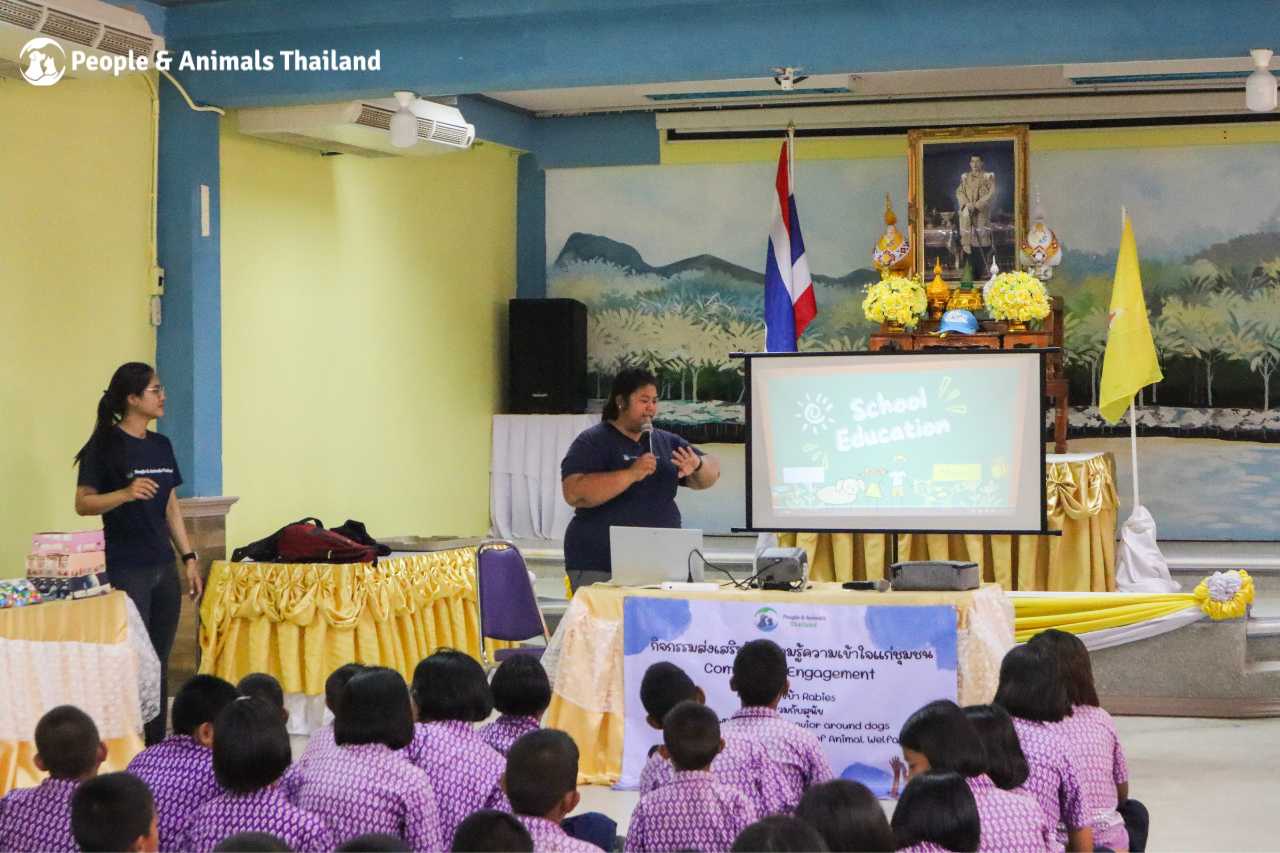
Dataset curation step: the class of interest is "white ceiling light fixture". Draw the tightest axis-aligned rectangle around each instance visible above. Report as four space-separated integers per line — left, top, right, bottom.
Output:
1246 49 1277 112
389 90 419 147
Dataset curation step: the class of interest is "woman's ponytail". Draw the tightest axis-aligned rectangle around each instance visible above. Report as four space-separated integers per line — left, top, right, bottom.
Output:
74 362 154 468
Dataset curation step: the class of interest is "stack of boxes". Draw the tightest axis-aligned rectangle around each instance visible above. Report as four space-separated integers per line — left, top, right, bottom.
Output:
26 530 112 601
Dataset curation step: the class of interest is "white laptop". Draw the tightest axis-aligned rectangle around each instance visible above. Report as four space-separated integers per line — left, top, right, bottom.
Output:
609 526 705 586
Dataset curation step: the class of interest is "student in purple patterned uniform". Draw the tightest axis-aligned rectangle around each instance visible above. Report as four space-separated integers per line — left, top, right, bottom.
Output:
0 705 108 853
1031 629 1148 852
479 655 549 755
503 730 603 853
295 667 443 851
636 661 788 816
177 698 333 853
730 815 830 852
720 639 833 812
71 772 160 852
796 780 896 852
237 672 289 721
295 663 366 772
995 644 1094 852
451 810 534 852
405 650 509 843
127 674 240 851
890 771 981 853
211 832 291 851
898 699 1052 852
626 701 757 852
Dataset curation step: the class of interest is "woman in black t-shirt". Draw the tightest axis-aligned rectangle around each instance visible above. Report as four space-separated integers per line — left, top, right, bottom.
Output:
73 362 202 745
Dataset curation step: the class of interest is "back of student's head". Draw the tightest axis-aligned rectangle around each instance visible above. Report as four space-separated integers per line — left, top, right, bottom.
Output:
325 663 367 714
891 771 980 853
962 704 1029 790
731 639 788 707
213 697 292 793
412 649 493 722
71 772 156 852
639 662 698 723
35 705 101 779
1028 629 1100 708
731 815 830 852
336 833 411 852
898 699 985 778
796 780 895 853
451 810 534 852
212 832 293 852
335 667 414 750
994 643 1070 722
662 700 721 771
505 729 578 817
491 655 551 718
172 675 240 738
237 672 286 716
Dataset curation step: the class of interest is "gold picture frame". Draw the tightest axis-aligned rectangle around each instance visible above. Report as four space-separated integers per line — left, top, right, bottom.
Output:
908 124 1029 283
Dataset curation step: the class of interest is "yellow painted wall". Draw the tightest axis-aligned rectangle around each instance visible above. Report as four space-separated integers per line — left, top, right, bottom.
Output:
0 76 155 578
219 126 518 548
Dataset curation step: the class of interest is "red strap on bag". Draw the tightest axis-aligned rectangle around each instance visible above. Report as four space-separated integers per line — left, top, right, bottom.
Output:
276 521 378 564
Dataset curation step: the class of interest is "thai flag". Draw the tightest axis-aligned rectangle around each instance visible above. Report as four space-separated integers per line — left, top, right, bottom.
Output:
763 140 817 352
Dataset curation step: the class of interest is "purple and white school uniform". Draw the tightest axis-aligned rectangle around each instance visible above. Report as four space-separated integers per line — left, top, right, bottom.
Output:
176 785 334 853
1010 717 1088 852
638 732 789 817
897 843 952 853
515 814 604 853
294 742 443 851
404 720 510 843
0 777 79 852
126 734 220 851
966 773 1054 852
720 706 833 811
624 769 756 853
1052 705 1129 851
478 714 541 755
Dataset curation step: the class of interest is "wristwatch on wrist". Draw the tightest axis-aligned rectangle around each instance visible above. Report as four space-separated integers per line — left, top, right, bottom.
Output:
181 551 198 563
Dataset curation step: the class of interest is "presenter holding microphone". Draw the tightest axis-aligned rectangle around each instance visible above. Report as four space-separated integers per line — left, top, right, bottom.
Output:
561 367 720 592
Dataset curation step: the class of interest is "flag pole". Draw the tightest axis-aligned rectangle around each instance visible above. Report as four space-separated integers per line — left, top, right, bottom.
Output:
1120 205 1142 509
786 122 796 190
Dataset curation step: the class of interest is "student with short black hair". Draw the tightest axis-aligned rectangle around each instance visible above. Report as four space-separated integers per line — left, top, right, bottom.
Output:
899 700 1050 852
795 780 895 852
295 667 443 850
626 701 755 852
336 833 412 852
1030 630 1147 850
479 656 550 755
211 832 291 852
177 698 333 853
721 639 832 811
891 771 981 853
127 674 240 851
961 705 1030 791
995 644 1093 852
296 663 365 772
451 810 534 852
636 661 787 816
71 771 159 852
731 815 830 852
504 729 600 853
404 650 508 844
237 672 288 721
0 705 107 852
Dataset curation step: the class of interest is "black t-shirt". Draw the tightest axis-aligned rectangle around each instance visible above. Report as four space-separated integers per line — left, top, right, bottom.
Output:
560 421 703 575
76 428 183 570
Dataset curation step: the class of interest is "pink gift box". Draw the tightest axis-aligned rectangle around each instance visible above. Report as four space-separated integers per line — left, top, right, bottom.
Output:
26 551 107 578
31 530 105 555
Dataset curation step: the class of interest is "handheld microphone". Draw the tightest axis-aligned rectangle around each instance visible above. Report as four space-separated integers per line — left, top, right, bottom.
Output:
640 422 653 455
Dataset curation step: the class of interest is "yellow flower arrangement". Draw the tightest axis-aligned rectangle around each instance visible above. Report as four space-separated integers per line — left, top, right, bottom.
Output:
1194 569 1255 620
985 270 1051 324
863 274 927 329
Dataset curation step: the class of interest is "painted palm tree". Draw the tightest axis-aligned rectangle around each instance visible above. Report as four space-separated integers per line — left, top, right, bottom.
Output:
1159 294 1237 407
1243 287 1280 411
1064 309 1107 407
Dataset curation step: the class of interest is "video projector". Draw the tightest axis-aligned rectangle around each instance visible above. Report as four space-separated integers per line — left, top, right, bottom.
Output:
752 547 809 590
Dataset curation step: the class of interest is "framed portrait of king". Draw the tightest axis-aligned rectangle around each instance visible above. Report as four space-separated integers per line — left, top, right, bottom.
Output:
908 125 1029 282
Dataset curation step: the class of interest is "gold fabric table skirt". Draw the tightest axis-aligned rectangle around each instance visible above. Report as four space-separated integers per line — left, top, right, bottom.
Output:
542 582 1015 784
199 549 496 695
781 452 1118 592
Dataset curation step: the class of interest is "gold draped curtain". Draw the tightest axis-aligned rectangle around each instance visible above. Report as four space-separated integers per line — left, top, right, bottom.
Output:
781 453 1118 592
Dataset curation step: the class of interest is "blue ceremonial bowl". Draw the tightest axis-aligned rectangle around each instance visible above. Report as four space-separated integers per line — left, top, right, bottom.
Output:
939 309 979 335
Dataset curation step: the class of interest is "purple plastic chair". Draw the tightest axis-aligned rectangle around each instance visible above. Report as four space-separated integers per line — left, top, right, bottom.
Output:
476 540 549 665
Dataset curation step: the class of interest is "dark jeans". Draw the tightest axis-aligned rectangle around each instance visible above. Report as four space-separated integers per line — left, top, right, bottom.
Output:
108 562 181 746
1119 798 1149 852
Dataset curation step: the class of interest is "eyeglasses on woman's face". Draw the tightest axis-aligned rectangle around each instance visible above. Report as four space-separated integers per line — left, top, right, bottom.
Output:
144 384 165 397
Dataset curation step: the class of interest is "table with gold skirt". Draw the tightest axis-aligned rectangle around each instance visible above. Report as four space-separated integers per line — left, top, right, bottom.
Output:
542 582 1014 784
781 452 1118 592
0 592 158 795
198 548 500 732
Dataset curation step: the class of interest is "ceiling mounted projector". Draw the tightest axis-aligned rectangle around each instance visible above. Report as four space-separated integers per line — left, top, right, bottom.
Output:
388 91 476 149
1246 49 1277 112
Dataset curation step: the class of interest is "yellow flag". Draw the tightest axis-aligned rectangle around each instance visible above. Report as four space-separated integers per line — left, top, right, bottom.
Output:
1098 214 1163 424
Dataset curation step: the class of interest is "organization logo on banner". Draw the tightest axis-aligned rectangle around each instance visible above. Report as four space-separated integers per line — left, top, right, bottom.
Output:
754 607 779 632
19 38 67 87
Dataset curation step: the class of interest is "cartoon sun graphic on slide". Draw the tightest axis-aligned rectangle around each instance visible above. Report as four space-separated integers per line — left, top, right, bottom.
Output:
795 393 835 435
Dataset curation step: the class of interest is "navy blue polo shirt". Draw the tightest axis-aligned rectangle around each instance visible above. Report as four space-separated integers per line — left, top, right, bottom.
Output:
76 428 182 570
560 421 704 575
